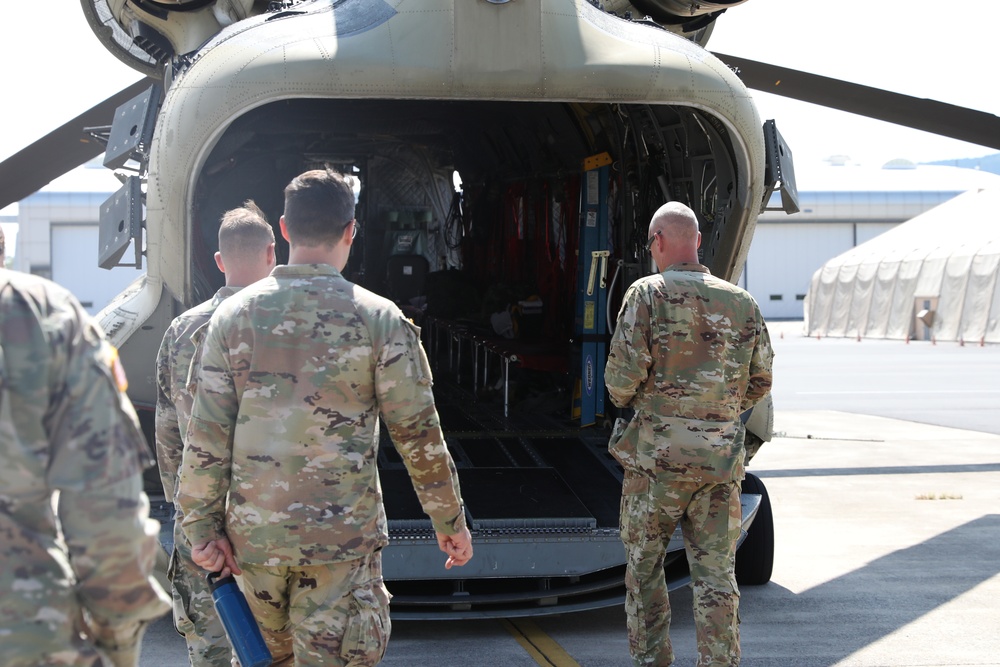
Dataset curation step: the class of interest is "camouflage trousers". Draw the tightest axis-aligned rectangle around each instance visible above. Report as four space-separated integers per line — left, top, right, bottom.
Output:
0 579 108 667
620 472 742 667
239 550 391 666
168 518 233 666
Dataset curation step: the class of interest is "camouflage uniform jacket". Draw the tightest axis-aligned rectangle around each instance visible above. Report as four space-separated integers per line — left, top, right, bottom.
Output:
155 286 239 506
178 264 465 566
0 271 169 662
605 263 773 483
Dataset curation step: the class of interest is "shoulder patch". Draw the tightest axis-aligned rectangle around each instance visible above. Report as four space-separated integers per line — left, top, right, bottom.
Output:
102 343 129 393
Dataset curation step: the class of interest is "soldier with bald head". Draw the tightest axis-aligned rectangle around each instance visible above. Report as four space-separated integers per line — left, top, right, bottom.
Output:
155 201 276 666
606 201 773 667
178 169 472 665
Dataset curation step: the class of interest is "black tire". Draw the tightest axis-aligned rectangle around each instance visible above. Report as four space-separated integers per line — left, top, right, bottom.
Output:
736 472 774 585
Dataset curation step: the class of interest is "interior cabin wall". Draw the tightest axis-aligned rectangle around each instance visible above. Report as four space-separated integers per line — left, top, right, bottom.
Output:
187 98 737 338
356 153 462 299
458 176 583 343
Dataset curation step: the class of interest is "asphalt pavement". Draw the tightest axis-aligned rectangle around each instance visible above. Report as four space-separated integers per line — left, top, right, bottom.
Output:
138 323 1000 666
767 321 1000 436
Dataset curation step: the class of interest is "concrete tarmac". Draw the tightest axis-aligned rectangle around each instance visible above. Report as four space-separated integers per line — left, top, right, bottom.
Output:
138 325 1000 665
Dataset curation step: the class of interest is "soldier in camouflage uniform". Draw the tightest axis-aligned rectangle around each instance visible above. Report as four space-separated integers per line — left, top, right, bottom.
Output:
0 270 170 667
155 202 276 665
605 202 773 667
177 169 473 666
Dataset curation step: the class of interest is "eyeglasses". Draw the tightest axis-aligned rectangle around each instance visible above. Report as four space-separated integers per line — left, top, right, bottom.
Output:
645 230 661 251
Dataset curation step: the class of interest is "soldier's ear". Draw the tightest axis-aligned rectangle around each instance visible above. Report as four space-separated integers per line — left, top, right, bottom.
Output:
214 251 225 273
279 216 291 242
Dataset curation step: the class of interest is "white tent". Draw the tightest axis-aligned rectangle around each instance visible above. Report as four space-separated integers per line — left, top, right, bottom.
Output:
804 188 1000 343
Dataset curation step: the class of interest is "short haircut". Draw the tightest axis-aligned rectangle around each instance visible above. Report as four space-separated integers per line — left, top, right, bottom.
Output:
282 169 356 246
651 201 699 242
218 200 274 257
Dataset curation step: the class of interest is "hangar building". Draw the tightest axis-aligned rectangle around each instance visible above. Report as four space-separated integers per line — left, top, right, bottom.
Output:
742 158 1000 321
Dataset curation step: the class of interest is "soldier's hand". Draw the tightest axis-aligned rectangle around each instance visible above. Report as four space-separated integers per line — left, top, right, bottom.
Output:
192 537 241 577
436 527 473 569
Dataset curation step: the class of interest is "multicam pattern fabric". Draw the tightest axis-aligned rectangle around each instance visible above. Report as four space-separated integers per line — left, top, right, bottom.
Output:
166 520 232 666
155 287 239 666
605 263 773 483
606 262 773 667
0 270 169 666
621 474 742 667
240 551 390 666
177 263 465 566
155 286 238 505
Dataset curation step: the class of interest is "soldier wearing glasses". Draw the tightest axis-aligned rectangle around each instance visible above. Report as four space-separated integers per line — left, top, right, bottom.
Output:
606 201 773 667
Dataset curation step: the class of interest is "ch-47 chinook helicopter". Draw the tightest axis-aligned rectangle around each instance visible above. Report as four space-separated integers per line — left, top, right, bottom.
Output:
2 0 999 619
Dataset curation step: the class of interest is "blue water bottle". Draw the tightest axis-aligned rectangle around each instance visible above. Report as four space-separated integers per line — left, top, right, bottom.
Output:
207 571 272 667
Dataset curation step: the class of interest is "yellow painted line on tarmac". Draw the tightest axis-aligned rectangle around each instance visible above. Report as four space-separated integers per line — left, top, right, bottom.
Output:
501 619 581 667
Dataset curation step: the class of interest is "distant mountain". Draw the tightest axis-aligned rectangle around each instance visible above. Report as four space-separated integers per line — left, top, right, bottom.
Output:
925 153 1000 176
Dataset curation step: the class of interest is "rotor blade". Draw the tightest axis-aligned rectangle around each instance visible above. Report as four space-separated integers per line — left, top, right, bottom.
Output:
711 52 1000 152
0 78 152 210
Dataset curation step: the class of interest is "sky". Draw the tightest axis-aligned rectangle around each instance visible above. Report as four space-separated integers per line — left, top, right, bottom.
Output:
708 0 1000 167
1 0 998 185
